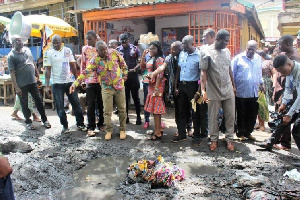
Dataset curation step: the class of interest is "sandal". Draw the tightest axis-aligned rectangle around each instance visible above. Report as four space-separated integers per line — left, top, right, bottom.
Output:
148 134 162 140
33 117 41 122
11 114 22 120
187 129 194 137
26 123 36 130
32 113 41 122
146 130 154 135
87 130 96 137
173 132 179 137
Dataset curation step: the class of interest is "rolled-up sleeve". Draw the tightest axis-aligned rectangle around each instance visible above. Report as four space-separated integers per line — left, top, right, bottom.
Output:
200 53 209 70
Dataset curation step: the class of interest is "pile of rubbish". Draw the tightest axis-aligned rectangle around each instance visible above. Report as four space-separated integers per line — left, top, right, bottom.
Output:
127 155 185 187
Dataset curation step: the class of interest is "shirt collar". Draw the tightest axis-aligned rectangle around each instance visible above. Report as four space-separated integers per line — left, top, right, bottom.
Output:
118 44 133 51
291 60 299 76
241 51 259 61
185 48 199 56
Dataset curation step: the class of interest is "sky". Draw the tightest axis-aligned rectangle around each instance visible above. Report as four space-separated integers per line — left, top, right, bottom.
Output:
249 0 282 6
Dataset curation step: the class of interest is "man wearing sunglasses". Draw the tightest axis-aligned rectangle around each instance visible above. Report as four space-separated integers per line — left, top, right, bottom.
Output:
116 34 142 125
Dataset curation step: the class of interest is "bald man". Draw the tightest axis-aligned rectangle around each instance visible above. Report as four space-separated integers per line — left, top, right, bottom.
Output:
44 34 86 134
231 40 263 141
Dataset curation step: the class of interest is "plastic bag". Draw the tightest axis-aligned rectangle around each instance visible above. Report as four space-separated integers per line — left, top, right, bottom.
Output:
257 91 269 121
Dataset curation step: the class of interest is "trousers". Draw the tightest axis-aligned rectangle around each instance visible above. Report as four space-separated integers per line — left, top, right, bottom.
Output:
208 98 235 141
19 83 47 124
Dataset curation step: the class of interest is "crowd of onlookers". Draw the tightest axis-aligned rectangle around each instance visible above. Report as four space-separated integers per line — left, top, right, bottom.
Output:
4 29 300 152
1 28 300 199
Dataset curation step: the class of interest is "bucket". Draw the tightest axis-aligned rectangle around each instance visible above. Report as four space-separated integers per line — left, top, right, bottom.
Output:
8 11 32 43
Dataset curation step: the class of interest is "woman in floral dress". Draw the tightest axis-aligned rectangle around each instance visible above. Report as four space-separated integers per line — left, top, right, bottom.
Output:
144 41 166 140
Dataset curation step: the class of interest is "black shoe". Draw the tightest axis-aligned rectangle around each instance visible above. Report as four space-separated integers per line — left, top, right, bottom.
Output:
171 136 187 143
136 117 142 125
126 117 130 124
192 138 202 146
256 141 273 151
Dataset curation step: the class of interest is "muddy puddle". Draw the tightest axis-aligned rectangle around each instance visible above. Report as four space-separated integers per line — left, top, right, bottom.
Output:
60 157 134 200
60 157 222 200
178 163 222 176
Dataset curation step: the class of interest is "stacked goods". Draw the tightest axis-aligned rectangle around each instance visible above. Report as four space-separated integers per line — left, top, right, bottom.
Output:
139 32 159 44
127 155 185 187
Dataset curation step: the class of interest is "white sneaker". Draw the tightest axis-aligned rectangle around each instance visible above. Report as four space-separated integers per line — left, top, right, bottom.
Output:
61 127 71 134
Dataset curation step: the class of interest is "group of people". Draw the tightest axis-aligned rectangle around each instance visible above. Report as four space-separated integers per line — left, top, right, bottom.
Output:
3 27 300 200
6 28 300 154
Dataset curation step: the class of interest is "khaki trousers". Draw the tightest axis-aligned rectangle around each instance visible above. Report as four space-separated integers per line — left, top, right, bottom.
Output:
102 88 126 133
208 97 235 142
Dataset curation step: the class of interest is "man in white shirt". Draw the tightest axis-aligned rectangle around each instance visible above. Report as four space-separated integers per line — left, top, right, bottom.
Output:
44 34 86 134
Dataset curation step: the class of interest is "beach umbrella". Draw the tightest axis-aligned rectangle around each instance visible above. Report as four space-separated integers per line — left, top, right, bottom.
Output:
25 15 78 38
0 16 11 26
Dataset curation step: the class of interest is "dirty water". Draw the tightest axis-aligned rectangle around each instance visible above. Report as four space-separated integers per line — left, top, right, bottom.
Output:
59 156 223 200
60 157 134 200
178 163 222 176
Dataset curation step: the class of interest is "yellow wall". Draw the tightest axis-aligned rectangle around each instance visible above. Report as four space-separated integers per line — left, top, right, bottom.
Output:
239 17 262 53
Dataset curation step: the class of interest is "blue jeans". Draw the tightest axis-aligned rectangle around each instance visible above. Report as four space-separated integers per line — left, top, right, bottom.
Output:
0 175 15 200
143 83 150 122
52 83 84 128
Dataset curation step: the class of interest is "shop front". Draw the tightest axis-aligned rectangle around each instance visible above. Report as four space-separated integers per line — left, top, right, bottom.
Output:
82 0 264 56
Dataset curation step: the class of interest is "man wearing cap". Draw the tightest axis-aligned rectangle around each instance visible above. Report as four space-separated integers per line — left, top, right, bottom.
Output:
116 34 142 125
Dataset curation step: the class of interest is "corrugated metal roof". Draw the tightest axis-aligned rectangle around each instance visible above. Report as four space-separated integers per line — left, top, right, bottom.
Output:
237 0 254 8
77 0 202 13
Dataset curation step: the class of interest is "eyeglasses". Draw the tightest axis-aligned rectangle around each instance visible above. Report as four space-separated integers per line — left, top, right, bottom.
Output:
121 40 127 44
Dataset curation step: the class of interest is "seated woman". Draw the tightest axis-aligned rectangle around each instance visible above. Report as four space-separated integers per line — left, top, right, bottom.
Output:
144 41 166 140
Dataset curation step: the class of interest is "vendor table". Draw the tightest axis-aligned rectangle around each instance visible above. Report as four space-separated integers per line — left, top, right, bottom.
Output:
42 85 55 110
0 79 15 105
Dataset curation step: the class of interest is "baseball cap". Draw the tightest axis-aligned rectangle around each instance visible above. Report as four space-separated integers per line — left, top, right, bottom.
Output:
119 33 129 42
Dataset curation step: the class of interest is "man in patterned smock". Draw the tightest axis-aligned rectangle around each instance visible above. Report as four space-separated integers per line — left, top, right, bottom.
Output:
70 41 128 141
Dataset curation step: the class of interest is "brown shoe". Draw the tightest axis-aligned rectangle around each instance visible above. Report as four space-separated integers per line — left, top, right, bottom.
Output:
210 141 218 151
120 131 126 140
247 135 256 141
105 132 112 140
226 141 235 151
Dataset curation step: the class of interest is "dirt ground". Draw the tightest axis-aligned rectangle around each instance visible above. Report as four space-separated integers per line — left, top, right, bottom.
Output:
0 102 300 200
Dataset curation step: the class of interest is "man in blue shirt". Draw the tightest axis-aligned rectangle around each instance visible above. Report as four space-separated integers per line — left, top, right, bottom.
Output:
232 40 263 141
172 35 207 145
117 34 142 125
